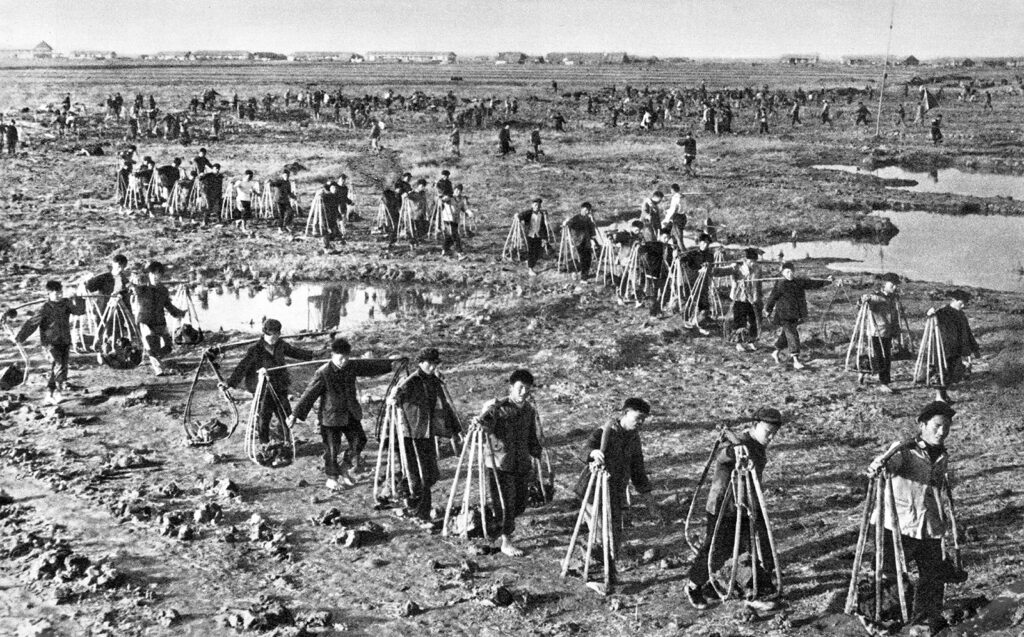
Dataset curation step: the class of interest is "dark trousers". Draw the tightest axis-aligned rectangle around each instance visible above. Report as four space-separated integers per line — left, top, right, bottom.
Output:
688 512 775 588
647 273 667 316
277 203 294 230
576 243 593 276
442 222 463 254
732 301 759 341
882 531 945 623
412 218 429 241
402 437 440 519
321 426 343 478
526 237 544 268
488 469 529 537
872 336 893 384
774 320 802 355
141 323 173 359
259 390 291 444
46 344 71 391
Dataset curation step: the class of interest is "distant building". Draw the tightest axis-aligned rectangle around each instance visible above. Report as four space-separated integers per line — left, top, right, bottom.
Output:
191 50 253 61
496 51 527 65
253 51 287 61
0 41 54 60
289 51 360 62
70 50 117 60
901 55 920 66
780 54 819 65
841 55 888 66
155 51 193 60
366 51 456 64
545 52 627 65
957 57 976 67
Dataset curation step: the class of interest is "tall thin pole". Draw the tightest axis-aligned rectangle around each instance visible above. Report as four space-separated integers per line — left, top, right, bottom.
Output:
875 0 897 137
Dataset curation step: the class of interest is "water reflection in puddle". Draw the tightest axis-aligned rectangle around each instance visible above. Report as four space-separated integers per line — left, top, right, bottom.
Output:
763 211 1024 292
814 164 1024 200
189 282 495 334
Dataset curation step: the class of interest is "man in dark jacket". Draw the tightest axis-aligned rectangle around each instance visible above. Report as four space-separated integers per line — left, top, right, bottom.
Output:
197 164 224 226
930 289 981 403
562 202 598 279
223 318 316 445
131 261 186 376
498 123 514 156
860 272 901 392
518 197 549 276
388 347 459 526
473 368 543 557
269 170 297 233
573 397 653 593
764 262 831 370
290 338 401 490
15 281 85 404
685 407 784 610
84 254 130 315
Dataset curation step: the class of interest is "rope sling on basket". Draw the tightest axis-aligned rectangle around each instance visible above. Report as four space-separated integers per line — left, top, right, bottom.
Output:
594 232 618 286
617 243 646 303
684 427 728 557
0 309 32 390
172 284 204 346
845 301 881 374
845 470 912 626
502 215 527 262
94 298 144 369
680 264 725 329
122 175 146 211
244 359 327 468
397 197 418 241
528 402 555 507
441 425 508 539
305 191 329 237
145 172 163 209
691 440 783 601
426 197 444 240
220 180 236 222
71 295 104 353
557 226 581 274
255 183 277 220
892 293 917 360
373 195 396 236
818 281 854 345
182 347 239 446
658 255 691 315
913 314 947 387
560 424 615 591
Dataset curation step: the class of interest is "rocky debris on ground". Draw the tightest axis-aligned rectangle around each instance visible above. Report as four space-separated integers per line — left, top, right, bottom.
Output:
0 489 14 506
156 607 180 627
105 448 154 470
309 507 347 527
397 599 422 617
478 584 515 607
16 619 54 637
330 520 387 548
245 513 291 559
200 476 240 500
193 502 224 524
254 442 293 468
216 596 296 632
156 482 182 498
189 418 229 444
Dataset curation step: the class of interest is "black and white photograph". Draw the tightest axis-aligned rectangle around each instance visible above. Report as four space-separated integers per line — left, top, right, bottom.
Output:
0 1 1022 634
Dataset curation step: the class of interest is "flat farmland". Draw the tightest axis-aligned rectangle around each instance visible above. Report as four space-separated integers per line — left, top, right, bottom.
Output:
0 61 1022 636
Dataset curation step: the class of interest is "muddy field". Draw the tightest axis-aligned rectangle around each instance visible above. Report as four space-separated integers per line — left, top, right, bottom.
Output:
1 62 1023 636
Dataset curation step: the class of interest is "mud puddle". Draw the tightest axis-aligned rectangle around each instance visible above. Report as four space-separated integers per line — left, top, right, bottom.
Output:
814 164 1024 199
763 210 1024 292
184 282 501 334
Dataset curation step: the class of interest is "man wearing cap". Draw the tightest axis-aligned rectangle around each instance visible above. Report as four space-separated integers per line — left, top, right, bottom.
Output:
517 198 549 276
866 401 964 634
929 290 981 403
435 170 454 200
472 369 543 557
290 338 403 489
860 273 902 393
728 248 764 352
387 348 460 526
562 202 599 280
764 262 831 370
639 190 664 242
223 319 317 446
573 397 653 594
683 233 720 335
685 407 784 610
437 195 465 259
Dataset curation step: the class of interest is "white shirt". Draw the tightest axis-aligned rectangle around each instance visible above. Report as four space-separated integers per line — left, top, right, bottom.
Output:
235 179 260 202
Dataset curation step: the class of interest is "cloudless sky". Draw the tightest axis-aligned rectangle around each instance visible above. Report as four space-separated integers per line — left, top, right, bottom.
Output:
2 0 1022 59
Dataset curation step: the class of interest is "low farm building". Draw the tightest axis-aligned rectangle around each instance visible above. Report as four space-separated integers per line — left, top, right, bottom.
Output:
191 50 253 61
780 54 819 65
70 50 117 60
0 41 54 60
289 52 362 62
366 51 456 64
